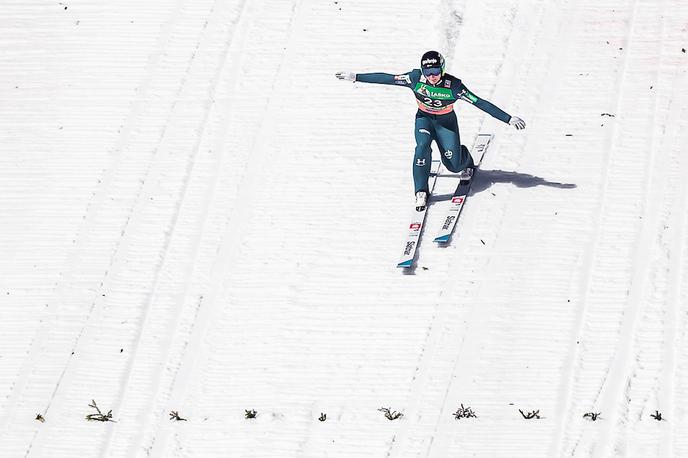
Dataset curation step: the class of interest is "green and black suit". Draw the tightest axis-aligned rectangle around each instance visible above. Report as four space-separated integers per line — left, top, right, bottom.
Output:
355 69 513 193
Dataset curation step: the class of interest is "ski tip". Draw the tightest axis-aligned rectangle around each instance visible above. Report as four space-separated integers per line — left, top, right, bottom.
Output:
433 235 450 244
397 260 413 268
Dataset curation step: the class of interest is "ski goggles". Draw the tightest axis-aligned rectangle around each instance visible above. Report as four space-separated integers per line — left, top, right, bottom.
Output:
422 67 442 77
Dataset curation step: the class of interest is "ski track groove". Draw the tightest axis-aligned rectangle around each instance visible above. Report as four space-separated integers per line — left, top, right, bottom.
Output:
0 0 180 429
543 1 593 455
564 0 640 453
657 56 688 458
14 1 250 456
609 1 684 454
561 0 640 453
146 1 304 456
118 2 257 456
96 1 249 456
562 0 672 455
592 0 666 454
0 1 187 456
25 1 220 454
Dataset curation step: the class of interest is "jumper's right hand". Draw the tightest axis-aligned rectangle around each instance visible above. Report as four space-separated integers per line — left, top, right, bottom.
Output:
335 71 356 81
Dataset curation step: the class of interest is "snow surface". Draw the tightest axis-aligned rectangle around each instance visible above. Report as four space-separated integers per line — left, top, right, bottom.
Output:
1 0 687 456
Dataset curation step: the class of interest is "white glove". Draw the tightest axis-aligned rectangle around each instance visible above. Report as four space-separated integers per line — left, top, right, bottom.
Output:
509 116 526 130
335 71 356 81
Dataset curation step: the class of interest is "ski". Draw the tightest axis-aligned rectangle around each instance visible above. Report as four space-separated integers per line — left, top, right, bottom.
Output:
433 133 493 244
397 160 442 268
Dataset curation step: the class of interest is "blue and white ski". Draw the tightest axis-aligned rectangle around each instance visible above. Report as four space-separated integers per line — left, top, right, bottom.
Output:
433 133 493 244
397 160 442 268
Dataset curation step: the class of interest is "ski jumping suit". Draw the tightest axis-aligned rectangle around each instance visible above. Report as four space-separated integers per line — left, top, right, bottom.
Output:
355 69 513 193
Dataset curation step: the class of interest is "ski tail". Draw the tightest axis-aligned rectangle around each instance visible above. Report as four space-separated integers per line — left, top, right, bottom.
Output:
472 133 493 167
397 160 442 268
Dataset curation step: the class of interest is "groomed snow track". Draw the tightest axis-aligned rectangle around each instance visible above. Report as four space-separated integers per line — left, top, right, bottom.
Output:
1 0 687 456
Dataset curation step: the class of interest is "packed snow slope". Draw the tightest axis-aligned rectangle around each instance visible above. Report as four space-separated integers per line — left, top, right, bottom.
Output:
1 0 687 456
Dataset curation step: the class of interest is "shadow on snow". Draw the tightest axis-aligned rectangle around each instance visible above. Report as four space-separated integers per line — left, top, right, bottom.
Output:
432 169 577 201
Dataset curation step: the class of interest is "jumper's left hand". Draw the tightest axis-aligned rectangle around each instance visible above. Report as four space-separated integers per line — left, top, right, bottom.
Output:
509 116 526 130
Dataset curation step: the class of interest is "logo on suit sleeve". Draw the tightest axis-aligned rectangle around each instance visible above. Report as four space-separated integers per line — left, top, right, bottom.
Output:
416 158 426 167
460 89 479 103
394 74 411 84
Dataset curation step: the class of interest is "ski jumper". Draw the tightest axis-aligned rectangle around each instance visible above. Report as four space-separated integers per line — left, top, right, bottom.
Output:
355 69 512 193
